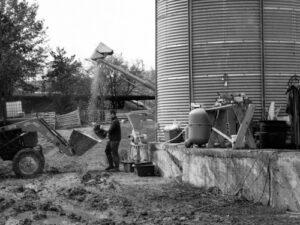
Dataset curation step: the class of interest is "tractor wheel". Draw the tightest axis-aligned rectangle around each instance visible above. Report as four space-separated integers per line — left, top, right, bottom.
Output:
36 145 45 166
12 148 45 178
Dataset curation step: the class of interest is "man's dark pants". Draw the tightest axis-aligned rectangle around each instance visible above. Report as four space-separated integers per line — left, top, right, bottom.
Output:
105 140 120 169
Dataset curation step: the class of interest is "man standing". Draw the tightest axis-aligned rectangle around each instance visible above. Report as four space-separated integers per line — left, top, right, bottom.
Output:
104 110 121 171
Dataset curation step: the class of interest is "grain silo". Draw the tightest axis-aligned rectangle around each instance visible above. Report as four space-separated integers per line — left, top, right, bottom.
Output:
156 0 300 139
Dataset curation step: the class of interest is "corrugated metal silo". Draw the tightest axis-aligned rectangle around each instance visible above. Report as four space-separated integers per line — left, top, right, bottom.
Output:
191 0 262 120
156 0 190 140
156 0 300 140
264 0 300 114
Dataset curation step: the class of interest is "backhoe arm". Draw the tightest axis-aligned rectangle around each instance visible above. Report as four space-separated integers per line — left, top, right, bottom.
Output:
1 118 74 156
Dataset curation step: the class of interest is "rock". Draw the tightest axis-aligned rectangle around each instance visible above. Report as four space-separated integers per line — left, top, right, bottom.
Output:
208 186 222 195
14 185 25 193
38 201 63 214
108 183 115 189
108 211 114 217
68 212 82 222
19 218 33 225
24 184 37 191
64 186 90 202
162 217 171 222
0 197 15 212
13 201 36 213
46 166 60 174
59 210 66 216
32 211 47 220
122 209 129 217
94 174 104 182
3 217 19 225
88 195 109 211
90 218 115 225
189 210 195 216
140 210 148 216
116 221 130 225
81 171 92 183
122 199 132 207
81 170 110 185
179 216 187 221
22 188 38 200
154 218 161 224
86 179 97 185
101 172 110 178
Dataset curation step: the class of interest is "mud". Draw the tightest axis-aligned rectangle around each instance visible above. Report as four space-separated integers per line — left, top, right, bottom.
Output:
0 126 300 224
1 172 300 225
59 186 91 202
81 170 111 186
13 200 37 214
0 197 15 213
32 211 47 220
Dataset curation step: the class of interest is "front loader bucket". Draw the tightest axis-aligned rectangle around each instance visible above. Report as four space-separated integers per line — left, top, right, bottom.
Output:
69 130 100 156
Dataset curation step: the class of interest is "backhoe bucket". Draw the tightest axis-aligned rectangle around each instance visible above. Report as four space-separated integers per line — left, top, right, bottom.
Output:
69 130 100 156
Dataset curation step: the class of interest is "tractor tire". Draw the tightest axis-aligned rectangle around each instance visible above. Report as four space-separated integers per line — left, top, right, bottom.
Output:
36 145 45 166
12 148 45 179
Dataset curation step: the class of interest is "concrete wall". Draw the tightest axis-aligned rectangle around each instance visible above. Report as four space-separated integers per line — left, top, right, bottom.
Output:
149 142 300 212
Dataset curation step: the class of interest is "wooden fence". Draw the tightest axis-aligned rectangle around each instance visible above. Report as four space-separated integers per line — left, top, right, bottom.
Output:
79 109 129 124
24 112 56 128
79 109 105 124
22 109 145 129
56 109 81 129
24 109 81 129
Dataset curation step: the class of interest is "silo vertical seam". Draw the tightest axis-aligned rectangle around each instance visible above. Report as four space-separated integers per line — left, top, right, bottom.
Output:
293 6 297 75
295 6 298 74
188 0 194 108
260 0 266 119
155 0 158 141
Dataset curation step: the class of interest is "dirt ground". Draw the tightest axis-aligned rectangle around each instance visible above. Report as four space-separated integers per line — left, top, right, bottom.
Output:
0 124 300 225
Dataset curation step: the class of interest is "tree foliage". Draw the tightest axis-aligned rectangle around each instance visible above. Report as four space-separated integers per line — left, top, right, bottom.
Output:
45 47 88 95
95 55 155 108
0 0 47 97
132 65 156 96
100 55 137 97
98 55 144 108
44 47 91 113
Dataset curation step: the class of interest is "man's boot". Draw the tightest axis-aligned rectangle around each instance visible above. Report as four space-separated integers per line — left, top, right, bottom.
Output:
105 166 114 171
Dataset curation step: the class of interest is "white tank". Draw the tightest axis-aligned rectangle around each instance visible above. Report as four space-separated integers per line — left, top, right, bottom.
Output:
185 108 211 148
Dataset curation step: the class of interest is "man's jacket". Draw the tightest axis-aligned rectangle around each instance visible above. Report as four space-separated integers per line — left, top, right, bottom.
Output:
108 117 121 141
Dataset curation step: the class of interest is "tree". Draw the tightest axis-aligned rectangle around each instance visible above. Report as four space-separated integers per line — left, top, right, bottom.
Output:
0 0 47 98
125 60 156 95
46 47 83 95
44 47 91 113
103 55 137 96
96 55 151 109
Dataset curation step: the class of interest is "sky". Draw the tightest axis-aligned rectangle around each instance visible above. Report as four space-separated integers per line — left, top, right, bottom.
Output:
28 0 155 70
